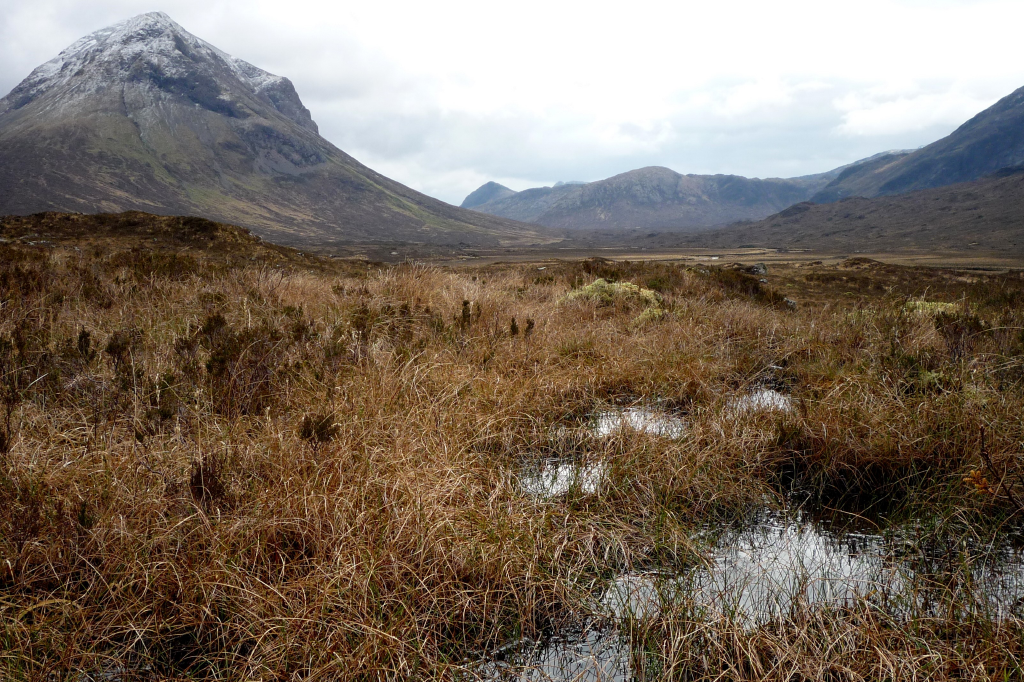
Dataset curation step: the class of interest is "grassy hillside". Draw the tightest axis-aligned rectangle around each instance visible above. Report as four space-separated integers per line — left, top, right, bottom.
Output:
0 212 324 264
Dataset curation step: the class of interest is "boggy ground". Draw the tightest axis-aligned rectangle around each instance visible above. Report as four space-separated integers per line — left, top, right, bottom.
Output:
3 218 1024 680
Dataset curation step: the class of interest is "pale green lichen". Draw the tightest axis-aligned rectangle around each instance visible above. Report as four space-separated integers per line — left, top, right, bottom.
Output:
563 278 662 308
630 306 667 328
904 300 960 316
564 278 667 327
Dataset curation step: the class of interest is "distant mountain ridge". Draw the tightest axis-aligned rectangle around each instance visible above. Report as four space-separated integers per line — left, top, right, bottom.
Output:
812 86 1024 202
684 169 1024 254
462 164 857 231
0 12 548 247
463 79 1024 232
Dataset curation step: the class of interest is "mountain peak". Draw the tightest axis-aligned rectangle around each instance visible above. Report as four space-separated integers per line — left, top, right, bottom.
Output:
0 11 314 131
0 13 545 247
461 181 517 209
108 10 179 32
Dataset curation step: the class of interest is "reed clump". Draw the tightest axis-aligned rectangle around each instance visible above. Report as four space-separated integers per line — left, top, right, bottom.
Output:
1 234 1024 679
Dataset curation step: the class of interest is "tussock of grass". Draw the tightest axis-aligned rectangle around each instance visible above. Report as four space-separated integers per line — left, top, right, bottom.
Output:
1 235 1024 679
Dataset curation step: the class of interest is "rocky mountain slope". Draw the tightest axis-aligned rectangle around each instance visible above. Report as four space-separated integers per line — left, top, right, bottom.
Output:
461 162 872 231
0 13 548 247
685 168 1024 254
812 86 1024 202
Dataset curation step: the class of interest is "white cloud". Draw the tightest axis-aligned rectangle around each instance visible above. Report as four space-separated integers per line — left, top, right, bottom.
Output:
2 0 1024 204
835 89 997 137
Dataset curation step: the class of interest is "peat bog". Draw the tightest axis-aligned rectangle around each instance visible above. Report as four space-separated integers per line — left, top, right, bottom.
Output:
3 218 1024 679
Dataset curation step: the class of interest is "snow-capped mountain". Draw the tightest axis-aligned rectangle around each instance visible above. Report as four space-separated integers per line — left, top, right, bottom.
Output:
0 13 543 246
2 12 316 133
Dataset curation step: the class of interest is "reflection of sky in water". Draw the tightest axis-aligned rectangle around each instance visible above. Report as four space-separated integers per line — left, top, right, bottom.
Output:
520 460 606 497
484 512 1024 681
592 406 687 439
609 514 1024 624
519 405 685 498
503 392 1024 679
694 519 895 622
482 628 631 682
727 388 794 415
520 390 794 500
701 513 1024 622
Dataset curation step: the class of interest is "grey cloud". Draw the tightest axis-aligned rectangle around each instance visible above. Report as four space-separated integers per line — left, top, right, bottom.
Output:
307 79 969 204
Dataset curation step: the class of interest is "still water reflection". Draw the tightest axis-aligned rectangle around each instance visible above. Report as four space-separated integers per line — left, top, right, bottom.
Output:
483 510 1024 681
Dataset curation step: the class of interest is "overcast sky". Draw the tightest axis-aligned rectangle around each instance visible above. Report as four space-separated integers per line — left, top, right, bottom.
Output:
3 0 1024 205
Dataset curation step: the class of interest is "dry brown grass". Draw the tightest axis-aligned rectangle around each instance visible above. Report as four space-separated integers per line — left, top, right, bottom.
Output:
2 235 1024 680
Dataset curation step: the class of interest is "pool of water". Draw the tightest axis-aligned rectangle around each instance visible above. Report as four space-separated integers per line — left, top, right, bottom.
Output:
520 459 606 497
591 406 687 439
598 513 896 626
608 510 1024 623
480 627 631 682
482 509 1024 680
519 404 686 498
694 512 893 621
519 390 795 499
726 388 794 415
503 390 1023 678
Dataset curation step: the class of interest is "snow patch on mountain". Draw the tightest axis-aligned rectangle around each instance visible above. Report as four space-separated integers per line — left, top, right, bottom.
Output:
0 11 314 131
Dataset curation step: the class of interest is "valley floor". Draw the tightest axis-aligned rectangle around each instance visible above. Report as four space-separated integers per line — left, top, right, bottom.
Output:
320 236 1024 271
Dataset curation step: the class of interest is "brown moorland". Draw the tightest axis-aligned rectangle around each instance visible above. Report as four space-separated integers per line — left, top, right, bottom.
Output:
2 213 1024 679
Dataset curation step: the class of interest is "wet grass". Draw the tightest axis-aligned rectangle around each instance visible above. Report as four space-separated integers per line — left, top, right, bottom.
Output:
2 221 1024 679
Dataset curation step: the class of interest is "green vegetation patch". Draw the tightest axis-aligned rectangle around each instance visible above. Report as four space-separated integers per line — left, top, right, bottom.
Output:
564 277 662 308
563 277 666 327
905 299 962 315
